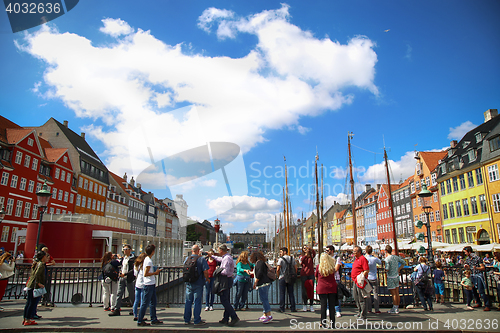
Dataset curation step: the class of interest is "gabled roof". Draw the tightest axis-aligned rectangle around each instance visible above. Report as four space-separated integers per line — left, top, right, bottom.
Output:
397 175 412 189
109 171 146 203
378 184 400 199
5 128 32 144
44 148 67 163
418 151 447 173
0 115 22 143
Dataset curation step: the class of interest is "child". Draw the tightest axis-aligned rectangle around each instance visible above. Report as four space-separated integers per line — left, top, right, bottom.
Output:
433 261 445 304
460 270 473 310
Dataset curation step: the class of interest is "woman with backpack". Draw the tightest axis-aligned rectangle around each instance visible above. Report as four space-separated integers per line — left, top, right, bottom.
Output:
101 252 120 312
414 256 433 311
22 251 50 326
233 251 254 311
250 251 273 324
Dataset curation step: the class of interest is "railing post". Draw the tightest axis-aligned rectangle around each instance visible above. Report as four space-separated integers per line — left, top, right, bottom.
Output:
89 267 95 307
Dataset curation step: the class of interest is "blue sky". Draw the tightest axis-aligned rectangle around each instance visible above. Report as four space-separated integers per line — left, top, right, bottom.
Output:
1 0 499 236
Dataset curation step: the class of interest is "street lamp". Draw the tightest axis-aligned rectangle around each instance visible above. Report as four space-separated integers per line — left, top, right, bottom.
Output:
0 206 5 224
35 181 51 252
417 182 434 267
214 218 220 249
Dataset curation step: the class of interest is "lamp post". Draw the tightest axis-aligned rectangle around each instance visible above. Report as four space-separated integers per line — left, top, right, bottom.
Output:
0 206 5 224
417 182 434 267
214 218 220 249
35 181 51 252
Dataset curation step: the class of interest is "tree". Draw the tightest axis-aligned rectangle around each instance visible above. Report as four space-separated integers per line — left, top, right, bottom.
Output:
233 242 245 249
186 224 201 242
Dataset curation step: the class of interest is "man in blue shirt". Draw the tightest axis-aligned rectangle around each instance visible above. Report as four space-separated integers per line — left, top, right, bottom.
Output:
184 245 210 325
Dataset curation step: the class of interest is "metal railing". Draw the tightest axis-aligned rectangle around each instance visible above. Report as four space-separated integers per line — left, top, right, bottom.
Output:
4 264 499 308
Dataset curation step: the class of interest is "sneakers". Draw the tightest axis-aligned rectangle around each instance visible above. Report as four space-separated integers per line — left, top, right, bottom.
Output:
205 307 210 311
388 307 399 314
336 312 342 318
262 316 273 324
209 306 213 311
309 305 315 312
259 315 267 321
137 321 150 326
302 305 308 312
104 307 110 311
151 320 163 325
23 320 37 326
484 307 491 311
228 317 240 327
194 320 206 326
375 311 382 314
108 310 120 316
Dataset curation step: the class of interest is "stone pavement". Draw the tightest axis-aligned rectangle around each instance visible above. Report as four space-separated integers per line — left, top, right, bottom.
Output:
1 299 499 332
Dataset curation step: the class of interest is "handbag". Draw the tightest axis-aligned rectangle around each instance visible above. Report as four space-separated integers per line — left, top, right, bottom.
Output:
337 282 351 298
33 287 47 298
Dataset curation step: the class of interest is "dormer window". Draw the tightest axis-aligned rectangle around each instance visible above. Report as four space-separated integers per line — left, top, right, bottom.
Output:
463 141 470 149
476 132 483 143
489 135 500 152
467 149 477 162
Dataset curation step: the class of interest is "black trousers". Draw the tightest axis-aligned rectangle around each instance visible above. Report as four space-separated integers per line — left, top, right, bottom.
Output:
319 293 337 328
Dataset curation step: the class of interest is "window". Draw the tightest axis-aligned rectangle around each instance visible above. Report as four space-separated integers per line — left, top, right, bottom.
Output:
445 229 451 244
19 178 26 191
455 200 462 217
433 192 438 203
55 168 60 179
79 177 83 188
488 164 499 182
92 199 96 210
64 192 68 202
24 155 31 168
49 208 54 214
413 199 416 208
28 180 34 193
23 202 31 218
56 209 60 214
431 173 437 186
416 180 420 191
476 168 483 185
28 138 34 146
452 177 458 192
430 212 435 222
61 170 65 182
448 202 455 218
89 181 93 192
15 151 22 164
471 196 478 214
32 158 38 171
435 210 441 221
58 190 63 201
69 193 74 204
425 176 430 187
452 228 458 244
32 204 38 219
15 200 23 217
479 194 487 213
417 197 422 207
440 183 446 196
87 198 91 209
11 227 18 243
1 226 9 242
36 183 41 192
446 179 452 193
442 204 449 219
63 155 67 163
10 175 18 188
94 184 98 193
406 202 411 213
97 201 100 212
84 179 88 190
410 182 415 193
468 149 477 162
66 173 71 183
489 136 500 152
52 188 57 199
81 196 86 208
6 198 14 215
475 132 483 143
102 188 106 197
1 172 8 186
467 171 474 188
463 198 470 216
459 174 466 190
76 194 81 206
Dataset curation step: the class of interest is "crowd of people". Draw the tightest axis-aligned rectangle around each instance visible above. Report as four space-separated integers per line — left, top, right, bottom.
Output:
7 242 500 327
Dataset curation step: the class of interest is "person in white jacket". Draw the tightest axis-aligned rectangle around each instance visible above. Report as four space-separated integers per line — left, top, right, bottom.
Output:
0 252 15 311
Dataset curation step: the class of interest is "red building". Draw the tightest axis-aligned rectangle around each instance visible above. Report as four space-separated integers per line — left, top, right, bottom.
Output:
0 116 76 254
376 184 400 248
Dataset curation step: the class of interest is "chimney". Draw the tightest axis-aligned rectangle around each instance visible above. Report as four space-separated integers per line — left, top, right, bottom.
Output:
63 120 68 127
365 184 372 192
81 132 86 139
484 109 498 123
450 140 458 149
376 184 381 192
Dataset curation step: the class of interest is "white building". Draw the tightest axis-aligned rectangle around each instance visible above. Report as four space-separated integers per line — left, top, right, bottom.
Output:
174 194 188 241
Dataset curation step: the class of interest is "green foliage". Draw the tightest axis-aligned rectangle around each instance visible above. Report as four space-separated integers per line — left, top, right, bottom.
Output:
233 242 245 249
186 224 201 241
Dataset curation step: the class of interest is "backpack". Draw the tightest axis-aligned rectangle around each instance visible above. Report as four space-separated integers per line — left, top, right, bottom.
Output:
103 262 119 282
414 264 430 286
183 255 200 283
283 257 297 284
266 262 276 282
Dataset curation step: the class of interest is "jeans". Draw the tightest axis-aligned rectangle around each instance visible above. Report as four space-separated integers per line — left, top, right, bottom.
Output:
258 284 271 313
205 277 214 307
133 287 143 318
138 284 157 323
471 273 491 307
301 275 314 305
184 282 204 324
416 283 433 310
115 277 135 310
23 289 40 320
353 284 367 318
335 280 341 313
464 288 473 306
279 278 296 311
366 279 380 312
220 277 237 321
234 278 250 310
320 293 337 327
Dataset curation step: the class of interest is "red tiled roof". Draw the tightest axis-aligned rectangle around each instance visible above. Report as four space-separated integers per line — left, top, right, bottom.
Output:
5 128 32 144
399 175 412 187
419 151 447 173
44 148 67 163
0 115 22 143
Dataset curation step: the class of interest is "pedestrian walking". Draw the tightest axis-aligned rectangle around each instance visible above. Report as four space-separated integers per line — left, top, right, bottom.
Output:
204 249 217 311
276 247 297 313
315 253 338 329
383 245 406 314
109 244 136 316
299 245 315 312
211 244 240 326
414 257 433 311
132 253 147 321
22 251 49 326
365 245 381 314
461 270 474 310
101 252 120 312
250 251 273 324
137 244 163 326
233 251 254 311
0 252 15 311
40 246 55 307
183 245 209 326
351 246 369 320
326 245 343 318
433 261 445 304
463 246 491 311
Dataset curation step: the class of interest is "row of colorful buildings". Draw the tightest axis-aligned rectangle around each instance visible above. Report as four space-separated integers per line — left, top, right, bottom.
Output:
294 109 500 250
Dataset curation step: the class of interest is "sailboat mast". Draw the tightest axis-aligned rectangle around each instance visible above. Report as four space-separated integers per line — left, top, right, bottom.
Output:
285 157 290 252
321 163 324 252
315 153 322 255
384 148 399 255
348 132 357 246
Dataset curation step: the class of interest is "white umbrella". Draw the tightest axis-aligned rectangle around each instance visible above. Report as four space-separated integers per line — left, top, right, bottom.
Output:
475 243 500 252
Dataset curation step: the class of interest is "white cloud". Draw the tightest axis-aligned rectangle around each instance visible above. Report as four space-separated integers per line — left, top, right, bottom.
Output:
324 193 349 207
448 121 477 140
297 125 310 135
207 195 281 218
222 222 234 230
359 151 416 185
100 18 134 37
405 44 412 60
19 5 379 177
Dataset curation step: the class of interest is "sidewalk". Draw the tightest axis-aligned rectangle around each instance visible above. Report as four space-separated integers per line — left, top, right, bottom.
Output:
1 299 499 332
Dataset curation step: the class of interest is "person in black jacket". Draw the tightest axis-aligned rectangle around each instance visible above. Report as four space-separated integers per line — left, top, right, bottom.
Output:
250 251 273 324
110 244 136 316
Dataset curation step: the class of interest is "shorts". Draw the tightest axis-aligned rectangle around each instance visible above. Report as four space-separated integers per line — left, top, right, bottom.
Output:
387 277 400 290
434 282 444 295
